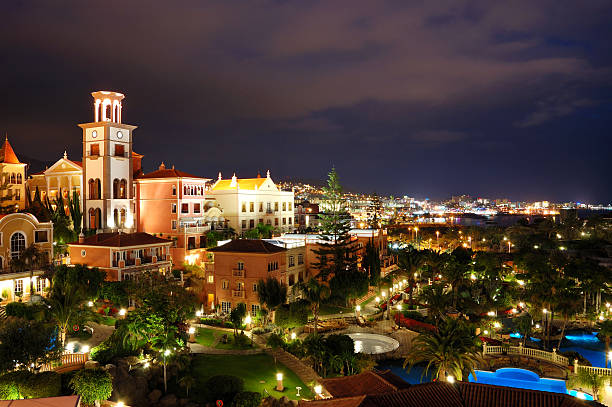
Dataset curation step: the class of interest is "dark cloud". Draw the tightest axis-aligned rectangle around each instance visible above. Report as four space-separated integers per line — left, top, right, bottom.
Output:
1 0 611 202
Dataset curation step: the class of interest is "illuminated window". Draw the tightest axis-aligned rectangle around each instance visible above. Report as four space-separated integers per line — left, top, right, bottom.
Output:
10 232 25 259
289 255 295 267
250 202 254 212
221 301 231 313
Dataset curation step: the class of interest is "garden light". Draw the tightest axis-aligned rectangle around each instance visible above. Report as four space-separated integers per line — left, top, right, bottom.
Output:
375 297 380 303
542 308 547 314
65 343 75 353
117 402 125 407
276 373 284 391
355 305 361 312
381 291 387 298
245 314 252 325
447 375 455 383
164 349 171 356
291 332 297 340
484 330 489 335
195 310 203 317
600 315 605 321
396 304 402 311
607 303 611 308
314 385 323 395
119 308 127 316
470 274 476 280
534 245 539 249
144 362 150 368
487 311 495 316
494 322 501 328
535 324 540 329
188 327 196 335
518 302 525 307
87 301 94 307
81 345 90 353
517 280 524 286
403 279 407 284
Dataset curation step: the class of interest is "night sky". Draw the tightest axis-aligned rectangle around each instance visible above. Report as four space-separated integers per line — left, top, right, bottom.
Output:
2 1 611 203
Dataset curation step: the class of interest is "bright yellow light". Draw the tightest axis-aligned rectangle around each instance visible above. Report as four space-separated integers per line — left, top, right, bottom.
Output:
188 327 196 335
396 304 402 311
446 375 455 383
81 345 90 353
381 291 387 298
87 301 94 307
518 302 525 307
517 280 524 286
245 314 252 324
276 372 283 381
470 274 476 280
119 308 127 316
542 308 547 314
535 324 540 329
117 402 125 407
375 297 380 303
291 332 297 340
314 385 323 395
487 311 495 316
494 322 501 328
355 305 361 312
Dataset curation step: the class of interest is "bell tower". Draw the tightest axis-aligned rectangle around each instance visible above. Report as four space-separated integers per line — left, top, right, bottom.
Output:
79 91 137 232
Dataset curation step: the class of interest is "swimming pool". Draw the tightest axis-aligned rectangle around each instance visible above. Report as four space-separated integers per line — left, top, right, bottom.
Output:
560 330 605 367
469 368 593 400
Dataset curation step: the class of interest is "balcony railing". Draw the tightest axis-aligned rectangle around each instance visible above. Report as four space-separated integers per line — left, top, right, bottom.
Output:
232 290 245 298
179 225 211 234
233 269 245 278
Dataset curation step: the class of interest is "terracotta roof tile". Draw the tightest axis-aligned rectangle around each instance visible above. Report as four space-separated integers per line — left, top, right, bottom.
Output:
0 137 21 164
71 232 171 248
138 168 206 179
321 371 407 398
298 396 365 407
209 239 287 253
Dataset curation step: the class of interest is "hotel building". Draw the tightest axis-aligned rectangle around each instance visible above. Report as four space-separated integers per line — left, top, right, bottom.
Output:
0 137 27 211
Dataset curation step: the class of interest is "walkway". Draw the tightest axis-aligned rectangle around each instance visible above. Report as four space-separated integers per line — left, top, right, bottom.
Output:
265 347 322 387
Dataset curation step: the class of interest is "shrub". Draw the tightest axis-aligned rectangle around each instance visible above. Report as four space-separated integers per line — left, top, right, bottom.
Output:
234 332 251 348
266 333 285 349
560 350 591 367
285 339 305 358
402 310 426 322
324 334 354 356
205 375 244 403
232 391 262 407
201 318 234 328
69 368 113 406
23 371 61 398
5 302 46 321
0 371 31 400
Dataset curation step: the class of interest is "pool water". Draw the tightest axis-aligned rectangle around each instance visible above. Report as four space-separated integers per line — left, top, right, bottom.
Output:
469 368 594 401
375 360 433 384
509 332 541 342
560 330 605 367
348 333 400 355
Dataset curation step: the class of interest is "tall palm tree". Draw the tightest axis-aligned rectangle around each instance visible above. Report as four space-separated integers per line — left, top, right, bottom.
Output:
404 318 480 382
257 277 288 326
556 293 582 349
294 278 330 334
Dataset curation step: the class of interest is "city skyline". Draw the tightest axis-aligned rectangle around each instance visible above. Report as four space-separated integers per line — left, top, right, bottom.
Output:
2 1 612 202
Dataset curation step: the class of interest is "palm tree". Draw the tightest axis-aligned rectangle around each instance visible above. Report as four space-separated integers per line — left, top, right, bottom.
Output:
404 318 480 382
178 375 196 397
294 278 330 334
46 279 84 346
568 369 606 401
418 283 451 324
399 248 424 305
11 244 44 298
556 294 582 349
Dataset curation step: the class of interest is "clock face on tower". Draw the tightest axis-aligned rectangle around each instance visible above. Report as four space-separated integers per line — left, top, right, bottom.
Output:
92 130 97 138
117 131 123 139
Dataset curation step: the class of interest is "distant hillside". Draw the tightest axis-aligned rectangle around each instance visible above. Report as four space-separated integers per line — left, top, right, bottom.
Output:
20 155 55 176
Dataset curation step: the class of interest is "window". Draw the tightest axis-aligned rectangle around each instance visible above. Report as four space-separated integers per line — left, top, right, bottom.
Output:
171 220 177 230
237 281 243 291
275 202 279 211
15 189 20 200
35 231 48 243
10 232 25 259
241 220 247 229
252 283 258 292
282 202 286 211
222 280 229 290
242 203 246 212
259 203 264 212
221 301 231 313
289 218 292 225
181 203 189 214
249 219 255 228
237 261 244 270
289 202 292 211
259 219 263 224
36 278 46 293
298 254 304 265
274 218 279 226
251 304 260 316
266 202 271 213
207 275 214 283
90 143 100 156
194 203 201 213
172 185 176 196
289 255 295 267
250 202 254 212
171 203 177 213
114 144 125 157
282 218 287 225
14 279 23 295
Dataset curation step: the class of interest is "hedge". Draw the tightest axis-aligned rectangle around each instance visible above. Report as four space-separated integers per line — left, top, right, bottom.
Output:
232 391 262 407
0 371 61 400
5 302 46 321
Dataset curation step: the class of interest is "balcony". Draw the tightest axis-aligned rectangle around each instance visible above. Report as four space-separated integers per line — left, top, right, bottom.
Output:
179 225 211 234
232 290 245 298
232 269 245 278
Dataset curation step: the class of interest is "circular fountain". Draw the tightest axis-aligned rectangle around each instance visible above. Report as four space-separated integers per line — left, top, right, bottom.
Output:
348 333 399 355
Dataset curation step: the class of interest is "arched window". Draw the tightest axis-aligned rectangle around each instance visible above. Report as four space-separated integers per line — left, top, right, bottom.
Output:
16 174 22 184
95 208 102 229
113 179 119 199
95 179 101 199
10 173 16 184
120 209 126 227
113 209 119 227
88 179 95 199
119 179 127 199
10 232 26 259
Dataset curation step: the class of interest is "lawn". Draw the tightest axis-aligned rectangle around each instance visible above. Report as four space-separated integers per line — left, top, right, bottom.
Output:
191 354 314 402
195 327 256 350
318 303 352 316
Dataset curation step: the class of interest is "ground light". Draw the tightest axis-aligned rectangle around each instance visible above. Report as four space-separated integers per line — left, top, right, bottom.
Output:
87 301 94 307
447 375 455 383
291 332 297 340
314 385 323 397
81 345 90 353
119 308 127 316
276 373 284 391
117 402 125 407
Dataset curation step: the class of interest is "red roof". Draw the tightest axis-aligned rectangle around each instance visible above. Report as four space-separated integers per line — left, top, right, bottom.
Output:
0 137 21 164
321 370 410 398
71 232 171 248
137 163 205 180
209 239 286 254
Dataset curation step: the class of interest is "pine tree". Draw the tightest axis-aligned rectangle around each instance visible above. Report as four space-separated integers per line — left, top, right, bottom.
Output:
363 238 381 287
312 168 358 280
